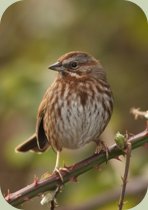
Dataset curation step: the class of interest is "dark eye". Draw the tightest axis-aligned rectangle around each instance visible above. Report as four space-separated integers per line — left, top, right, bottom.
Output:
69 61 78 69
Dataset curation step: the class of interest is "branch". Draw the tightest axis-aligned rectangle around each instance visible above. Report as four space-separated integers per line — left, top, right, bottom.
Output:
5 129 148 207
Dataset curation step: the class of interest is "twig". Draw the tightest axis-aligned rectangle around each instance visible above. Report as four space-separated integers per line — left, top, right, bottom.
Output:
4 129 148 207
118 141 132 210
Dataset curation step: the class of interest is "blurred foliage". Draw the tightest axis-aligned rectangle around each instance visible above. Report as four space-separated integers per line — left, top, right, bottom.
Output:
0 0 148 209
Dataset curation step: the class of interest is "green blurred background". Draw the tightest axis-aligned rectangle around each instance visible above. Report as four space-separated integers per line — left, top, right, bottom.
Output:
0 0 148 209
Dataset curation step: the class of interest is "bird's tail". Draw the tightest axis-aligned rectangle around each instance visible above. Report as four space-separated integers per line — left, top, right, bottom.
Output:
15 133 49 153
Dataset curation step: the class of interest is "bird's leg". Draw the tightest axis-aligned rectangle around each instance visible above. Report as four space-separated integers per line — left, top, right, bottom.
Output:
41 152 62 206
54 151 60 172
53 151 64 181
53 151 70 182
95 140 109 162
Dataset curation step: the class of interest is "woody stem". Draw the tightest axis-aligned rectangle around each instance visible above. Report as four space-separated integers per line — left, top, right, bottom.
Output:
5 129 148 207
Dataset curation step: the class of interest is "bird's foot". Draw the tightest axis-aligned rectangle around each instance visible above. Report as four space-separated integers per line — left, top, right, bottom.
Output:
53 167 70 182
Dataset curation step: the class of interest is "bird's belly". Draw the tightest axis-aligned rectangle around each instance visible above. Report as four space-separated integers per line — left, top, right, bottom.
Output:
52 98 108 150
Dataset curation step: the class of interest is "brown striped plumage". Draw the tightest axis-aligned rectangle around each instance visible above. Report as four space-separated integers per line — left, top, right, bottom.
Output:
15 51 113 170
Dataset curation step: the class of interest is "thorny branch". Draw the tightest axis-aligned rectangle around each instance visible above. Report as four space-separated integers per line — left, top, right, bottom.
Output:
4 128 148 208
117 107 148 210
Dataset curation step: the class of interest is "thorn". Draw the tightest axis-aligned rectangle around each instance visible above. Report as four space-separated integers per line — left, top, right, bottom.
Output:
121 176 128 184
69 176 78 183
62 160 67 168
114 156 122 161
64 163 77 171
63 163 71 170
121 176 124 182
33 175 39 187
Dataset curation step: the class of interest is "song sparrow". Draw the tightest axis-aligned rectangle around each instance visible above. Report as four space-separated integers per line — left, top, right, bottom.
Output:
15 51 113 170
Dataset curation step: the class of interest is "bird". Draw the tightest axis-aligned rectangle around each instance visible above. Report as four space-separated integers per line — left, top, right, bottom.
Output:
15 51 113 172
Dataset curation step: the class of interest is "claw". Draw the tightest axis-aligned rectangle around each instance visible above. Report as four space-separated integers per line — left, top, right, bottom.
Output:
53 167 70 182
53 168 64 182
95 140 109 163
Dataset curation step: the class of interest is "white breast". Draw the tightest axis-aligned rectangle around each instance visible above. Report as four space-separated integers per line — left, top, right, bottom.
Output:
55 94 107 149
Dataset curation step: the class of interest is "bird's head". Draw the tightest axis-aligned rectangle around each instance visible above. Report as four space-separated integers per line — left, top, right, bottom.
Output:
48 51 106 80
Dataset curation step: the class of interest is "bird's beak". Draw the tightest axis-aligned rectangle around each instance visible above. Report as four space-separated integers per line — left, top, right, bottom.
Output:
48 61 64 72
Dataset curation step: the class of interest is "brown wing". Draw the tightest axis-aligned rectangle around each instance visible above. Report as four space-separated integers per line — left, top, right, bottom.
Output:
36 96 50 151
15 94 50 153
